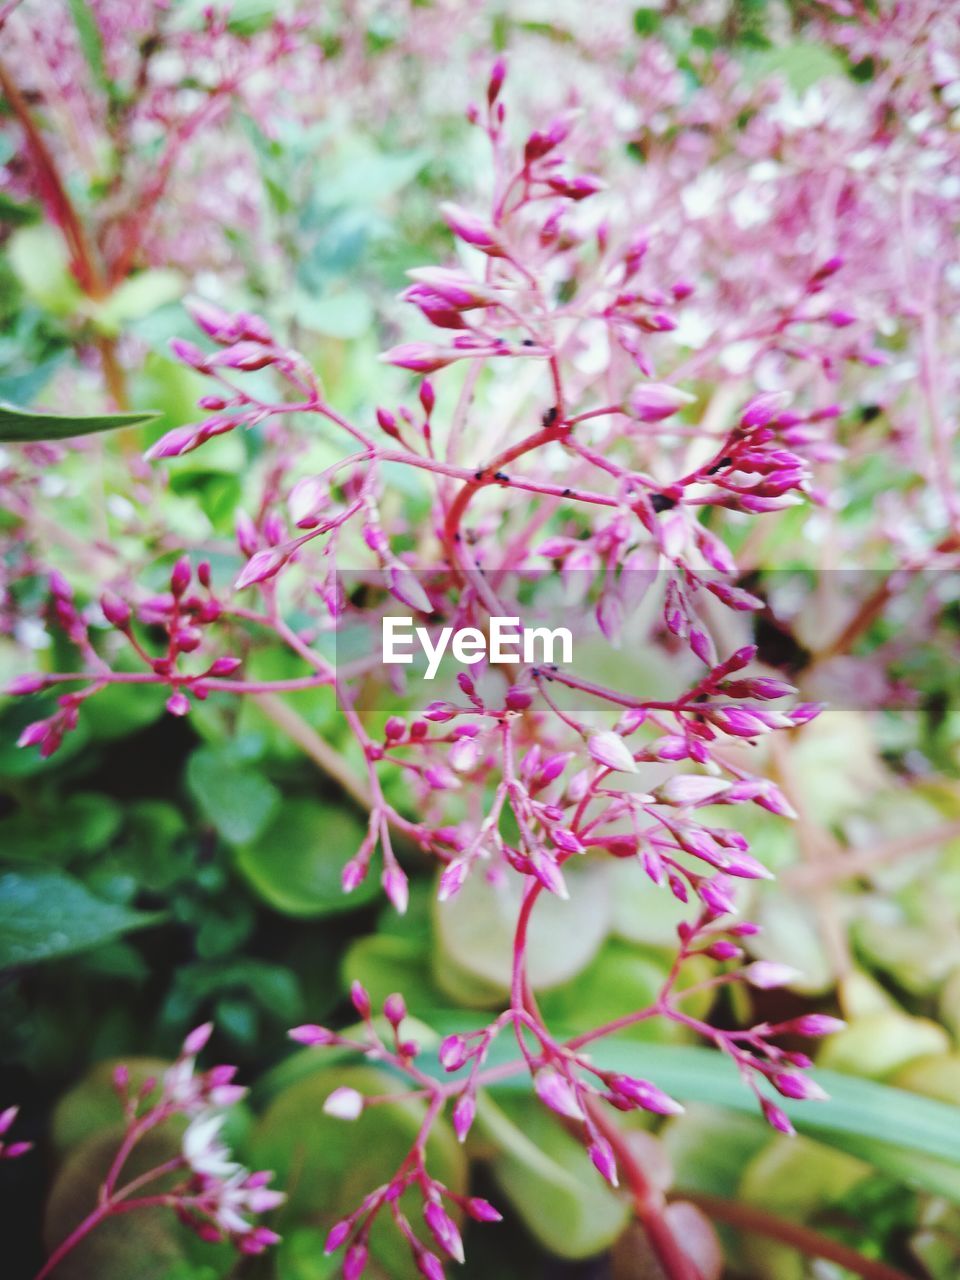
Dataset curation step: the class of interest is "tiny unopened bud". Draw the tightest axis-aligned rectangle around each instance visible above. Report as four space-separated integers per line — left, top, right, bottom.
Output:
629 382 696 423
6 673 47 695
350 981 371 1018
166 691 190 717
588 1137 618 1187
439 1034 471 1072
587 730 638 773
744 961 802 990
323 1086 364 1121
289 1024 335 1046
424 1199 465 1264
534 1067 584 1120
183 1022 214 1056
452 1092 475 1142
466 1197 503 1223
170 556 191 597
384 993 406 1028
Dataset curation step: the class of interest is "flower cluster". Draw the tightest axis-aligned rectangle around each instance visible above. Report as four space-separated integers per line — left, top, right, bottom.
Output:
33 1024 283 1280
4 7 960 1276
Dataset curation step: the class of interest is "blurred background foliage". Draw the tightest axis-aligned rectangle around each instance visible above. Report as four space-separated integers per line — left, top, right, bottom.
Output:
2 2 960 1278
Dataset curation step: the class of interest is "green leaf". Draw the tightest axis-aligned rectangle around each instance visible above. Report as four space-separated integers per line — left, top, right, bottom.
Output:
432 860 612 995
250 1065 466 1279
67 0 109 93
0 870 163 970
233 798 377 916
478 1093 630 1258
185 746 280 845
0 402 160 443
419 1034 960 1199
92 270 184 335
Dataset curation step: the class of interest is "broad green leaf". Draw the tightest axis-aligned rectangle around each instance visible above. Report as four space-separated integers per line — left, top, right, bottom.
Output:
433 861 612 993
0 402 160 443
51 1057 172 1155
743 43 846 93
233 798 377 916
7 224 82 313
186 746 280 845
43 1129 197 1280
818 1012 950 1079
478 1093 630 1259
661 1105 771 1197
92 270 184 334
341 933 439 1012
0 792 122 864
250 1065 466 1279
419 1036 960 1198
739 1134 872 1218
0 870 163 970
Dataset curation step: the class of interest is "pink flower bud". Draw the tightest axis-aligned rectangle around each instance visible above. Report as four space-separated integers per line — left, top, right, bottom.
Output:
170 337 209 371
170 557 191 597
534 1067 584 1120
657 775 731 807
288 476 330 528
183 1022 214 1056
323 1086 364 1120
382 865 409 914
588 1137 618 1187
0 1107 19 1136
537 751 573 784
698 876 736 916
324 1219 352 1254
419 380 436 416
772 1072 828 1102
384 993 406 1028
440 855 471 906
778 1014 845 1037
235 547 289 591
609 1074 684 1115
6 673 47 695
166 691 191 717
388 566 433 613
505 687 532 711
705 940 742 961
384 716 406 741
381 343 458 374
289 1024 335 1046
551 826 584 854
587 730 638 773
187 298 241 342
487 55 507 105
466 1197 503 1223
741 391 792 429
206 656 242 678
342 859 367 893
416 1249 445 1280
760 1097 795 1135
350 981 371 1018
439 203 505 255
449 737 481 773
343 1241 369 1279
744 961 802 990
424 1199 465 1264
629 382 696 423
423 701 457 722
439 1034 470 1072
452 1092 475 1142
17 720 50 749
215 341 276 371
